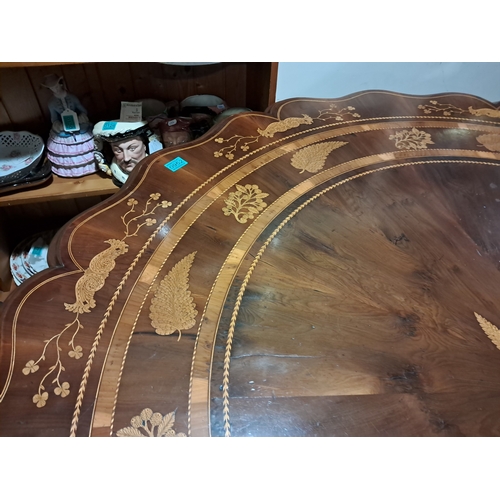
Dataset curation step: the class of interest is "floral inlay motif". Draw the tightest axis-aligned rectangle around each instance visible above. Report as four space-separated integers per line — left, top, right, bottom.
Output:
418 100 469 116
213 135 258 160
22 360 39 375
68 345 83 359
222 184 269 224
23 193 173 408
33 392 48 408
418 100 500 119
389 127 434 150
121 194 172 238
116 408 186 437
54 382 70 398
314 104 360 121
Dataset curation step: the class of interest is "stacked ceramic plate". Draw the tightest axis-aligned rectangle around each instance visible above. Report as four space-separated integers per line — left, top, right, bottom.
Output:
9 230 57 286
0 131 50 194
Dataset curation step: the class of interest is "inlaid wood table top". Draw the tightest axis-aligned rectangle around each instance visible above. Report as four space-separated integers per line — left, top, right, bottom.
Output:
2 91 500 437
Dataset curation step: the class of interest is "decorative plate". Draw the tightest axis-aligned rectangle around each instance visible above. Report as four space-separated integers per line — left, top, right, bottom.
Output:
0 131 45 185
9 230 56 286
0 157 52 196
10 235 38 286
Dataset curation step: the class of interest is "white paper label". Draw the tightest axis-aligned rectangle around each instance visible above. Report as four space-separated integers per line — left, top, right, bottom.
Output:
148 139 163 154
120 102 143 122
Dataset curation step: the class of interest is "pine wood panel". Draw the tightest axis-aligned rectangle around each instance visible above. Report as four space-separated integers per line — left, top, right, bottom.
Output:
0 63 85 68
224 62 248 109
0 67 46 133
0 100 12 129
246 62 275 111
128 62 167 102
23 65 65 124
80 63 109 121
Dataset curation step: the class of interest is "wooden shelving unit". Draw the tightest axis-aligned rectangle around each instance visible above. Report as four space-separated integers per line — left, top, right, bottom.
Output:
0 61 278 295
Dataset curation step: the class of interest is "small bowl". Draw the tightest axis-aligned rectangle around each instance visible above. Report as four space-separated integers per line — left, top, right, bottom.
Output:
180 95 228 116
214 107 252 124
135 99 167 118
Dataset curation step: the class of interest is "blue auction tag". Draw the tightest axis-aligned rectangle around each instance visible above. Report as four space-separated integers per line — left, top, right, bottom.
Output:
164 157 188 172
102 121 117 130
31 247 43 257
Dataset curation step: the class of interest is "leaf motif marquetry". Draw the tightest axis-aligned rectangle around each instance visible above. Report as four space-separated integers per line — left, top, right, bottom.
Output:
149 252 198 340
476 134 500 152
290 141 348 174
474 313 500 350
116 408 186 437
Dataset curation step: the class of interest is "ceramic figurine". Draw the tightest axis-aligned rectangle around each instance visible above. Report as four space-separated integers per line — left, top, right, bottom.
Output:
159 117 192 148
179 94 228 139
42 74 97 177
93 120 162 187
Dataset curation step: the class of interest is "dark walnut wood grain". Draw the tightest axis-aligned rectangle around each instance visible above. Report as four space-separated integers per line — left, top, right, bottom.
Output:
2 91 500 436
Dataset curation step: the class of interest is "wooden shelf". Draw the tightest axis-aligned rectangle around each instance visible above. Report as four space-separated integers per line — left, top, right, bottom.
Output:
0 172 119 207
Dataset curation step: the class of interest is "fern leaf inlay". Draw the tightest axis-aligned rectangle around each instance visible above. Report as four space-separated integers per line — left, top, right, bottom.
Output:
150 252 198 340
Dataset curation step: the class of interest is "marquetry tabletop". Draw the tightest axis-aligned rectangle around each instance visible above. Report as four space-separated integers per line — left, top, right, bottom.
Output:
2 91 500 436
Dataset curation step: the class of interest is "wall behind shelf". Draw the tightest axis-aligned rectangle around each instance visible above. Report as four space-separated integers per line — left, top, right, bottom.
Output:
276 62 500 103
